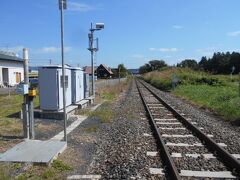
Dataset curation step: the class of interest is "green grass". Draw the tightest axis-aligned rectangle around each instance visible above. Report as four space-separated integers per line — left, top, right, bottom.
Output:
51 159 73 172
0 95 39 135
143 68 240 121
41 169 56 179
0 95 39 119
83 125 98 133
75 108 91 116
174 84 240 121
89 102 114 123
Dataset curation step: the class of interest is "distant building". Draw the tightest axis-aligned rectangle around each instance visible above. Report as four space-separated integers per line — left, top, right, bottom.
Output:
95 64 114 79
83 66 98 80
128 69 139 75
0 51 24 86
29 66 39 79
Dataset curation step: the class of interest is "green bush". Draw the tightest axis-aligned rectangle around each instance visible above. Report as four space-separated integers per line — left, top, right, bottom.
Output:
52 160 73 172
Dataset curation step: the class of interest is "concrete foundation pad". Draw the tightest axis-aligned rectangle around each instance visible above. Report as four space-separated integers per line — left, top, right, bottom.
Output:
149 168 164 175
75 99 89 108
162 134 194 138
86 96 95 104
67 175 101 180
147 151 158 157
34 105 78 120
180 170 236 178
0 140 67 164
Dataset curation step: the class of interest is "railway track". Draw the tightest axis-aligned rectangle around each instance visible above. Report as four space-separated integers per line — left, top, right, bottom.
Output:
136 79 240 179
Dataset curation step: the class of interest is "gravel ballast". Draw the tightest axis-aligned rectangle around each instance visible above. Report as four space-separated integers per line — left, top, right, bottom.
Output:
88 80 166 179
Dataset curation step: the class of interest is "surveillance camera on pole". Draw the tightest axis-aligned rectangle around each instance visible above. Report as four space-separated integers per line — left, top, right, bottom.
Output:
96 23 104 30
88 22 104 97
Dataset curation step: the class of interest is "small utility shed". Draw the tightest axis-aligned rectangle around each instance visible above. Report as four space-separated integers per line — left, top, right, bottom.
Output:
95 64 114 79
39 65 72 111
0 51 24 86
71 67 84 104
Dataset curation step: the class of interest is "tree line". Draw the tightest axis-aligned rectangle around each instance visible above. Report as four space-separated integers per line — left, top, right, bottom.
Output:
139 60 167 74
139 51 240 74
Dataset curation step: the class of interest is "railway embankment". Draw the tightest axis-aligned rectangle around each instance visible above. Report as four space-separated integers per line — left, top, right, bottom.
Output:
143 67 240 123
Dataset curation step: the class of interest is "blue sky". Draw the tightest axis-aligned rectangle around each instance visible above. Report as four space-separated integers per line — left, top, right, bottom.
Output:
1 0 240 68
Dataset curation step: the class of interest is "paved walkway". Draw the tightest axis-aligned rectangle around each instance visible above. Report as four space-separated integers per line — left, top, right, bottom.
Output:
0 103 102 164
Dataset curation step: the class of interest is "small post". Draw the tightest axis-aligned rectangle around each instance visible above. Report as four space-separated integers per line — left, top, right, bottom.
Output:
29 99 35 139
239 73 240 97
23 48 29 139
118 66 121 83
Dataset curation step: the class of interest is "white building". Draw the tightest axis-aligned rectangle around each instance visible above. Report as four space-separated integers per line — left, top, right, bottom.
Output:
0 51 24 87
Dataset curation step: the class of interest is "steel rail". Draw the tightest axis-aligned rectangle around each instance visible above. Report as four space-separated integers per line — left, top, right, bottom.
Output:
136 80 181 180
138 79 240 175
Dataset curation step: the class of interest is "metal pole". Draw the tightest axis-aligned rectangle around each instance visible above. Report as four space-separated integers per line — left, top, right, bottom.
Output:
29 99 34 139
118 66 120 83
60 0 67 142
90 23 95 97
23 48 29 139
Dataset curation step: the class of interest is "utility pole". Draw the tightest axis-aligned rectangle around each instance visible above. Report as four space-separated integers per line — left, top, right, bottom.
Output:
90 23 95 96
22 48 29 139
88 23 104 97
59 0 67 142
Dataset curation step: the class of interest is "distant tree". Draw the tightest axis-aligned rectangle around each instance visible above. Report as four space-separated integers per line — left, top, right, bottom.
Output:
111 68 118 78
118 64 128 77
198 56 208 71
139 63 152 74
149 60 167 70
229 52 240 74
177 59 198 70
198 51 240 74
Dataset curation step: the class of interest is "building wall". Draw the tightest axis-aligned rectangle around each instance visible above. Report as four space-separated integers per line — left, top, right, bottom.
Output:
96 67 110 78
0 60 24 86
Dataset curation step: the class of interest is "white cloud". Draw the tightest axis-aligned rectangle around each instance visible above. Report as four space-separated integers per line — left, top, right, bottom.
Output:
227 30 240 37
38 46 72 54
173 25 183 29
0 46 24 53
68 2 94 12
149 47 179 52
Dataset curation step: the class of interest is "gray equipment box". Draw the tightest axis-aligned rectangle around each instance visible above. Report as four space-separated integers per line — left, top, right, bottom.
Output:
71 67 84 104
84 73 90 98
39 65 72 111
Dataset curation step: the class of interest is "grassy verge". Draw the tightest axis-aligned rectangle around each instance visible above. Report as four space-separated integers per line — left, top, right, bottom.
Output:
143 68 240 121
0 95 39 136
0 159 73 179
96 78 130 102
15 160 72 180
174 84 240 121
89 102 114 123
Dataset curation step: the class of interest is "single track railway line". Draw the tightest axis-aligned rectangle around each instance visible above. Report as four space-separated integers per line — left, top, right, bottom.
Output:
136 79 240 179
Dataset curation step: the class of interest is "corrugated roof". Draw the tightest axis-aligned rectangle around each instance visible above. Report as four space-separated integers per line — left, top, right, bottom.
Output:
84 66 98 74
0 52 23 62
101 64 114 75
